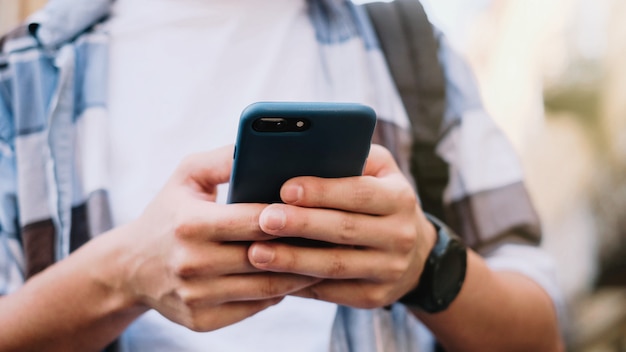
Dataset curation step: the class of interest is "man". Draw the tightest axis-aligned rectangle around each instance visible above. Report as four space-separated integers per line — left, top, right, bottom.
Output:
0 0 564 350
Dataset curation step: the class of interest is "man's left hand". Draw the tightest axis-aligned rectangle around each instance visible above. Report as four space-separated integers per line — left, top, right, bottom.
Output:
248 144 437 308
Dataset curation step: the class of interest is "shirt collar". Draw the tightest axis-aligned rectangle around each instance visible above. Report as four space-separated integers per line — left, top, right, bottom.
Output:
27 0 113 49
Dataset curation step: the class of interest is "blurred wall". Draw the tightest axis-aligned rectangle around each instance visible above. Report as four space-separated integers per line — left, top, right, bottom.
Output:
605 0 626 161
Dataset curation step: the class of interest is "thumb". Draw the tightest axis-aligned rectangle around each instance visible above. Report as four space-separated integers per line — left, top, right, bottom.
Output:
174 144 234 194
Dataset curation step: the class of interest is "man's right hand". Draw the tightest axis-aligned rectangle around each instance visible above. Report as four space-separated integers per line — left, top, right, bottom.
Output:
0 145 319 351
113 145 320 331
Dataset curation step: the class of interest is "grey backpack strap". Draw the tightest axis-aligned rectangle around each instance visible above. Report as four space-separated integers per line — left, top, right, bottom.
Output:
364 0 449 220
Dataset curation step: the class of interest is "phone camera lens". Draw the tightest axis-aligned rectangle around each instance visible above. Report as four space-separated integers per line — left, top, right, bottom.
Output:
252 117 310 132
253 118 287 132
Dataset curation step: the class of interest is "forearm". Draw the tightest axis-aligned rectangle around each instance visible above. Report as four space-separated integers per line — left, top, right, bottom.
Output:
415 250 564 352
0 226 146 352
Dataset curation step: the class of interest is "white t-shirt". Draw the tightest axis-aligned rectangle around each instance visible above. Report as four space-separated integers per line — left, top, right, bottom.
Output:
107 0 337 350
106 1 566 351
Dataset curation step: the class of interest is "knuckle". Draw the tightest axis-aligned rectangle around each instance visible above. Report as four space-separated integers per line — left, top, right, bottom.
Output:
338 216 358 243
394 225 418 253
283 248 299 271
362 287 392 308
171 250 209 279
260 276 279 297
351 183 376 207
172 211 209 241
211 216 238 236
186 322 205 332
258 274 296 297
177 288 203 309
186 314 217 332
172 258 199 279
178 153 201 173
386 258 409 282
255 250 305 294
177 298 222 332
376 144 394 160
173 218 197 240
325 253 347 277
305 285 321 300
396 184 417 205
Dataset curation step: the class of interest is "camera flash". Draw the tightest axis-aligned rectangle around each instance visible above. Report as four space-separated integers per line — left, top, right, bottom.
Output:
296 121 305 128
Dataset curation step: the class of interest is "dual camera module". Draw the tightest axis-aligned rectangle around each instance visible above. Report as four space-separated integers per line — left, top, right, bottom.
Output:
252 117 311 132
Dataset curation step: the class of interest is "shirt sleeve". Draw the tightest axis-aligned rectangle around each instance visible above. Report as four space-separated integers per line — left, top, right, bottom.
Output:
485 243 568 335
433 29 543 251
433 28 566 334
0 51 25 295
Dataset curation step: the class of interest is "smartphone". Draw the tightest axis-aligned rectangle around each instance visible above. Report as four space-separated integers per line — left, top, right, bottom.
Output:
227 101 377 204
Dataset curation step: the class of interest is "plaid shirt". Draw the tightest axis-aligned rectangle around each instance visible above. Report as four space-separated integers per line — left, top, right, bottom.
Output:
0 0 551 351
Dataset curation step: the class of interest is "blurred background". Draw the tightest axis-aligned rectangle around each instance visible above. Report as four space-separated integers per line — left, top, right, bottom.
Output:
0 0 45 32
1 0 625 350
417 0 626 350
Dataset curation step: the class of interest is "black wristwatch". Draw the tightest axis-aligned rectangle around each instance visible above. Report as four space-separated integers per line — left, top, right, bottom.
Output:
399 213 467 313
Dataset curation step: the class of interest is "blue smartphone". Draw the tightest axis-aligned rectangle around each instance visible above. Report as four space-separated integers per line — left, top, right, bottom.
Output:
227 101 377 204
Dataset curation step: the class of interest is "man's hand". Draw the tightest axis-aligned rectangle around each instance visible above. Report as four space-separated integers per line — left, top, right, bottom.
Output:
0 145 322 351
247 144 437 308
115 145 320 331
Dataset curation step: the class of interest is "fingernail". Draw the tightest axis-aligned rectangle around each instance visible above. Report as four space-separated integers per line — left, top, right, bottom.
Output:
261 206 286 231
250 244 275 264
282 184 303 203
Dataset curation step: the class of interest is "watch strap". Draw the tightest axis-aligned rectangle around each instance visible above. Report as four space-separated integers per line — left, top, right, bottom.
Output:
399 213 467 313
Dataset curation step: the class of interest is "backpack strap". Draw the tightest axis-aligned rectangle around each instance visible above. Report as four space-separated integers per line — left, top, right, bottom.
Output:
364 0 449 220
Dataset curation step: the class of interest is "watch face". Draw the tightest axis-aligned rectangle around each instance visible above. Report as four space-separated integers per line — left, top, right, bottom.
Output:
433 242 467 298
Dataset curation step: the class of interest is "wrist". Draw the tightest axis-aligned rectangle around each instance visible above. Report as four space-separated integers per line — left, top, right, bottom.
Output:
398 213 467 313
5 226 150 350
82 224 149 314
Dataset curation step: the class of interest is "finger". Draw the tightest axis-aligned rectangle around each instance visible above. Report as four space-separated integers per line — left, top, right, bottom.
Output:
172 242 262 278
178 201 275 242
178 273 321 307
248 242 398 281
258 203 415 249
280 147 413 215
280 174 411 215
291 280 392 309
175 297 284 332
